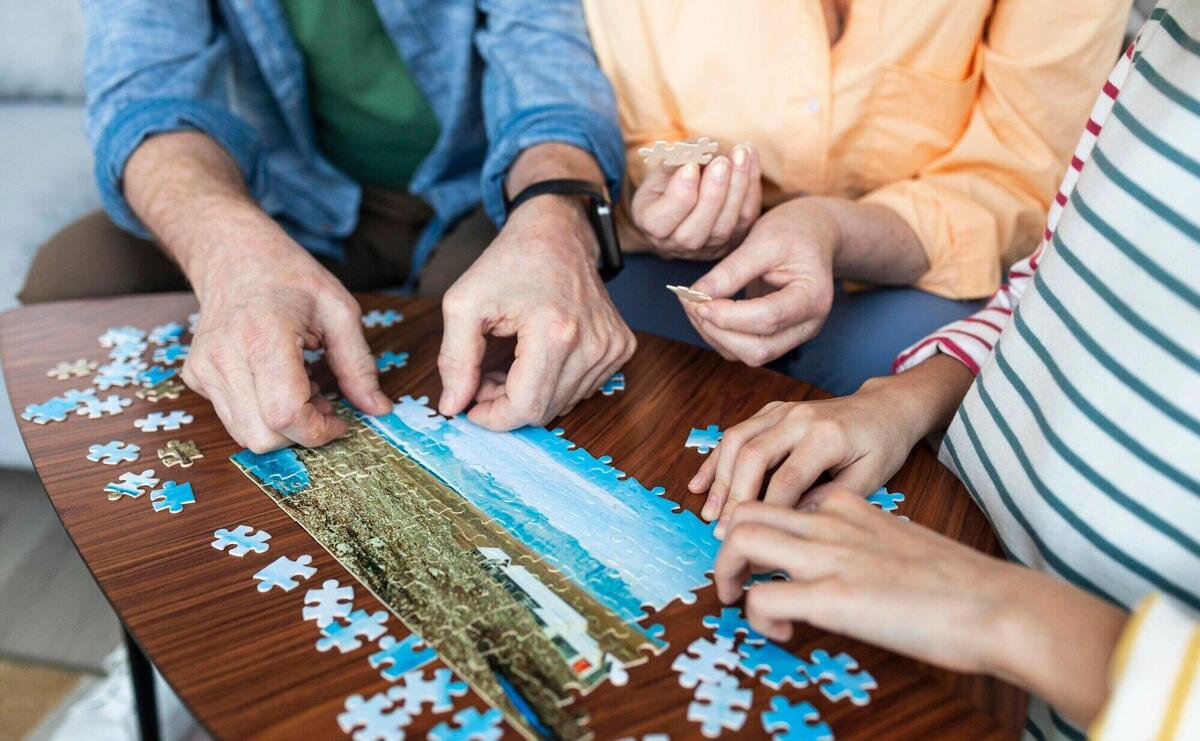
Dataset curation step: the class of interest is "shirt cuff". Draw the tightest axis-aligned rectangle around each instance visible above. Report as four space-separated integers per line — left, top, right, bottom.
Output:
480 104 625 226
1091 594 1200 740
94 97 266 238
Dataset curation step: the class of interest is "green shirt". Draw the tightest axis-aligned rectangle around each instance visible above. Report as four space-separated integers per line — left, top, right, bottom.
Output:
279 0 440 189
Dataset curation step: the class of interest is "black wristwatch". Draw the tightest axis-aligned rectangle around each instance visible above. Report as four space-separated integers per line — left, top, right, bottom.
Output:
505 178 624 281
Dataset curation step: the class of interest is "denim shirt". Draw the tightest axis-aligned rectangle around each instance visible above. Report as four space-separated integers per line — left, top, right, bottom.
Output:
81 0 624 277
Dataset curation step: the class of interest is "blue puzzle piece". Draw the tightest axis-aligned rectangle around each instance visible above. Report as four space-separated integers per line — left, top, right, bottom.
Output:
866 487 905 512
231 448 310 495
428 707 503 741
139 365 178 388
807 649 876 706
212 525 271 557
686 424 723 454
386 668 468 714
253 554 315 592
21 396 79 424
703 607 766 646
600 372 625 396
688 674 752 737
368 634 435 679
149 321 185 346
376 351 409 372
738 640 810 689
362 309 404 328
150 480 194 513
762 697 833 741
318 609 391 654
152 343 189 365
87 440 141 465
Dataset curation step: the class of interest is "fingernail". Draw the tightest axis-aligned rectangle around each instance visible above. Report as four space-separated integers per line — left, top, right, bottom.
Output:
733 147 747 167
701 498 714 520
374 391 392 411
714 521 726 540
437 390 454 414
710 158 729 180
681 163 700 181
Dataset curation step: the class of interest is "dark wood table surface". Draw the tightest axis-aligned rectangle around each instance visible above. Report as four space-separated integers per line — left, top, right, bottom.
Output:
1 293 1025 740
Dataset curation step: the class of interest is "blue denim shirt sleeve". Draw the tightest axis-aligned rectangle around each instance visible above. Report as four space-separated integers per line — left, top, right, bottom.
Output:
82 0 268 238
475 0 625 225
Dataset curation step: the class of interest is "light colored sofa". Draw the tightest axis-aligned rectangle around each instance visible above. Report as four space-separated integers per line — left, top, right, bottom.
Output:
0 0 100 469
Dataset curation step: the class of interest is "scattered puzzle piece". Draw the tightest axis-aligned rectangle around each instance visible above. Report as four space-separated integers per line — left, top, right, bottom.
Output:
61 388 99 404
688 673 752 738
368 633 435 677
87 440 140 465
47 358 96 380
303 348 326 364
148 321 185 346
134 410 194 432
762 696 833 741
108 342 148 362
76 395 132 419
806 649 876 706
386 668 469 715
303 579 354 628
337 692 409 741
158 439 203 468
600 372 626 396
428 707 504 741
187 312 200 334
639 136 719 167
21 397 78 424
150 480 195 513
686 424 723 454
866 488 905 512
254 554 316 592
666 284 714 303
376 351 409 373
103 469 159 501
212 525 272 556
139 365 178 388
319 609 390 653
137 378 185 402
152 343 190 365
362 309 404 328
98 326 145 348
703 607 766 646
738 640 810 689
230 448 310 494
672 637 740 689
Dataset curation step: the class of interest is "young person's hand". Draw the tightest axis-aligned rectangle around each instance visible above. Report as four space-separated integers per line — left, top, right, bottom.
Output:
628 143 761 260
689 355 976 537
715 491 1129 727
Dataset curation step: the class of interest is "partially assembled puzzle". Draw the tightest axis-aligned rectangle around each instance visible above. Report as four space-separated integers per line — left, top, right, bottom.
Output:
232 396 719 740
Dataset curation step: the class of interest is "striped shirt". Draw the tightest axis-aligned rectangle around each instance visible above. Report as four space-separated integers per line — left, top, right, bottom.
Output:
894 3 1200 739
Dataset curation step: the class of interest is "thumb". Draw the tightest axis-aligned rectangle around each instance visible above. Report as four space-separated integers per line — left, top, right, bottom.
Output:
437 299 487 416
692 234 773 298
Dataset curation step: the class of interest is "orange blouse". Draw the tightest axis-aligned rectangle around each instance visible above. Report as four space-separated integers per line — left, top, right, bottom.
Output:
583 0 1128 298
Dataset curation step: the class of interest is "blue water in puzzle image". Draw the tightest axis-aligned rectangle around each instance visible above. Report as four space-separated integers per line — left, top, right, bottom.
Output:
358 395 720 628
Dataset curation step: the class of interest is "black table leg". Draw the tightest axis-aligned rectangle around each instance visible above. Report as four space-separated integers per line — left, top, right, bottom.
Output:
123 627 160 741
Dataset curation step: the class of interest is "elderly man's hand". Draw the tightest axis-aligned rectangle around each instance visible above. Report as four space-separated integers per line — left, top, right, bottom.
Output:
437 194 636 430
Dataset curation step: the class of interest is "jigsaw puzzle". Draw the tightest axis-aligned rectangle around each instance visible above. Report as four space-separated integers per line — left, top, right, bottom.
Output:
703 607 766 646
363 309 404 328
103 469 159 501
21 396 79 424
150 480 195 513
762 697 833 741
303 348 326 364
318 609 390 653
137 378 186 403
666 285 713 303
231 396 720 740
338 692 409 741
737 640 810 690
303 579 354 627
47 358 97 380
108 342 148 363
600 372 625 396
866 488 904 512
98 326 146 348
369 634 436 679
139 365 178 388
153 343 189 365
687 673 752 738
135 410 194 433
158 439 203 468
149 321 185 346
672 637 740 689
639 136 719 168
428 707 504 741
253 554 315 592
77 395 131 419
806 649 876 706
685 425 723 454
376 351 409 373
88 440 140 465
387 668 469 715
212 525 272 557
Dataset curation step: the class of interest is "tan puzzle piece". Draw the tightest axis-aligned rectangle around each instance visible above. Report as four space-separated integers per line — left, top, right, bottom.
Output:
638 136 719 168
158 439 203 468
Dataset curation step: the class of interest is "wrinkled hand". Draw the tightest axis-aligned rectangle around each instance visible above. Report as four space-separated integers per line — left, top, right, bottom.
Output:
183 236 391 453
689 381 922 536
437 196 636 430
630 143 761 260
681 198 840 366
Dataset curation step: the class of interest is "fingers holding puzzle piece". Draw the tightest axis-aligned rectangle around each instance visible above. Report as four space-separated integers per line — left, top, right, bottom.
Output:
639 136 720 168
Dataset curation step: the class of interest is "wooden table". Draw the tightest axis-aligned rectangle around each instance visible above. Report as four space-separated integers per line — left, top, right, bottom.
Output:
1 293 1024 740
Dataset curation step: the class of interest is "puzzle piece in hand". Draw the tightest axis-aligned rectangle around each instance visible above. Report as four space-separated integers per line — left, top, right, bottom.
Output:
108 342 148 362
337 692 409 741
212 525 272 557
254 554 316 592
150 480 195 513
103 469 159 501
688 673 753 738
158 439 203 468
188 312 200 334
387 668 469 715
866 488 905 512
428 707 504 741
703 607 766 646
21 396 79 424
806 649 876 706
376 351 409 373
137 378 185 402
686 424 724 454
738 640 810 690
362 309 404 328
368 633 435 677
600 372 625 396
672 637 740 689
666 284 714 303
303 348 325 364
139 365 177 388
302 579 354 627
319 609 390 653
135 410 194 432
639 136 719 167
762 696 833 741
152 343 189 365
148 321 185 346
47 358 97 380
98 326 145 348
88 440 140 465
76 395 132 419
